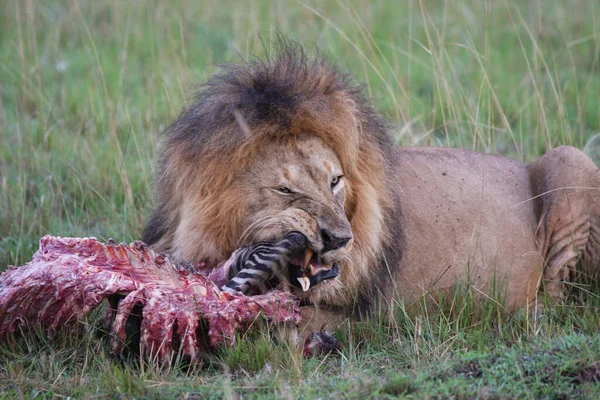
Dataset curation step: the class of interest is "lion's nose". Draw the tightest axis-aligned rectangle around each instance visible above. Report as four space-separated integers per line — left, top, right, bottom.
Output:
321 228 352 252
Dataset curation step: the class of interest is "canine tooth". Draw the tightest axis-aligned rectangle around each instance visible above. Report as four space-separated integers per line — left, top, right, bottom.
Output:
297 276 310 292
303 249 313 268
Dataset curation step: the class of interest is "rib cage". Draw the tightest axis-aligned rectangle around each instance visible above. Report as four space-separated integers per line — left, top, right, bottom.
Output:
0 236 301 363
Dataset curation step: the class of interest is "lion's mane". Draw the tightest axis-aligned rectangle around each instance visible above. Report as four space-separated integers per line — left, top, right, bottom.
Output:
143 43 404 313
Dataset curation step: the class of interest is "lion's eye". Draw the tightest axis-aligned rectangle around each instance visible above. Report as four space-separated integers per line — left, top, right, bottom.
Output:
276 186 292 194
331 175 343 190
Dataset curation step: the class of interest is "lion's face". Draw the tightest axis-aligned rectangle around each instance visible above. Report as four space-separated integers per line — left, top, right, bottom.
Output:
145 45 397 307
239 134 354 274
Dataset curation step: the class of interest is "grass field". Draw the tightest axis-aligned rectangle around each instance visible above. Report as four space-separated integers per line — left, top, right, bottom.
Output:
1 0 600 398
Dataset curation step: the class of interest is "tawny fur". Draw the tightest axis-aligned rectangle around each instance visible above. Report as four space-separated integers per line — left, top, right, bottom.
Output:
144 43 600 332
143 44 401 312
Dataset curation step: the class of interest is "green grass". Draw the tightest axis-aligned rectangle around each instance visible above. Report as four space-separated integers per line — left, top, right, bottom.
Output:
1 0 600 398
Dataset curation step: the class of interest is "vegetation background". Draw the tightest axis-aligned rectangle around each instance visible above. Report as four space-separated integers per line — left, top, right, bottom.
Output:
1 0 599 398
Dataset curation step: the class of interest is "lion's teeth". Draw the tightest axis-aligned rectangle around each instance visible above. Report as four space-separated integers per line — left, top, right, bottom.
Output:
303 249 313 269
297 276 310 292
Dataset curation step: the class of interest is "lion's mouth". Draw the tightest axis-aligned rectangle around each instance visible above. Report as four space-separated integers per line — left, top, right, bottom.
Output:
287 247 339 292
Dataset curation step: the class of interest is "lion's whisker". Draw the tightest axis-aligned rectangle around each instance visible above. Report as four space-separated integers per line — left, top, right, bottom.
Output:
238 215 278 245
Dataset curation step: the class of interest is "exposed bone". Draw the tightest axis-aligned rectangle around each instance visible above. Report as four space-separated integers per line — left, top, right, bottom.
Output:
0 236 302 364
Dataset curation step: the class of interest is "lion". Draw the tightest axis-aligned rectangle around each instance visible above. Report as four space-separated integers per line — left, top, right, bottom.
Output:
143 44 600 334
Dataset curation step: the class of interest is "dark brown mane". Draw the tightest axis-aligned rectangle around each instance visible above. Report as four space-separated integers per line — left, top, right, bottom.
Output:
143 41 404 312
164 42 392 161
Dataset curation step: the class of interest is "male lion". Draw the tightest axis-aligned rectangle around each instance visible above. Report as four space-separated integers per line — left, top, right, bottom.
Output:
143 44 600 334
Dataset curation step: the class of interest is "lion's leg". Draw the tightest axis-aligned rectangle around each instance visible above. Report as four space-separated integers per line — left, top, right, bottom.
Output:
299 305 350 335
276 306 348 347
528 146 600 301
273 306 349 356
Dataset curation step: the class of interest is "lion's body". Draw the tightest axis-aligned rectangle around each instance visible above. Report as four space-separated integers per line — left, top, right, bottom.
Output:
144 44 600 333
391 147 541 309
388 146 600 311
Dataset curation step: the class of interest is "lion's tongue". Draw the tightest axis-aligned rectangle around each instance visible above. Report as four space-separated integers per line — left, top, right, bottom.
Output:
306 262 332 276
290 248 333 282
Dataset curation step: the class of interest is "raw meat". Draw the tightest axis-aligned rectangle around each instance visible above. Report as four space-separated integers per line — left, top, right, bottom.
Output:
0 236 301 363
